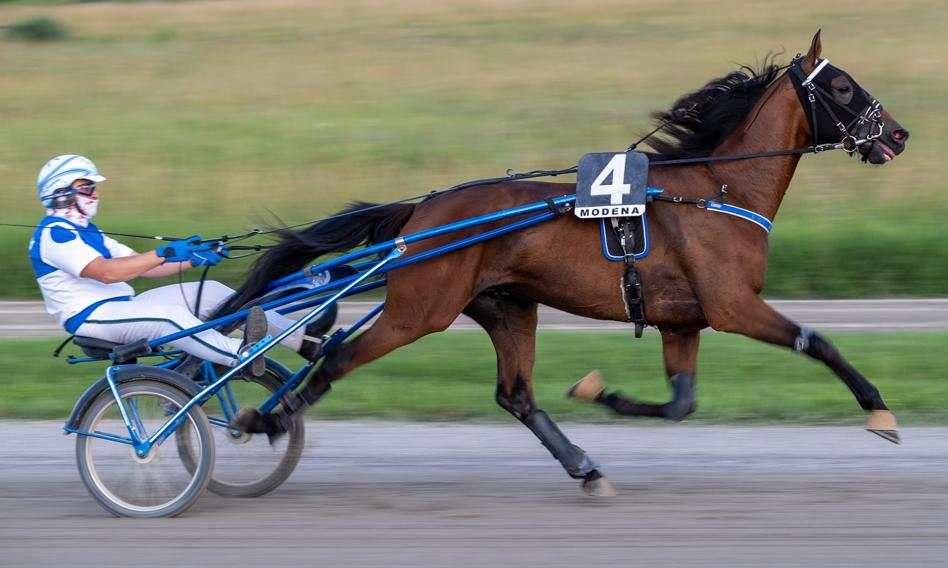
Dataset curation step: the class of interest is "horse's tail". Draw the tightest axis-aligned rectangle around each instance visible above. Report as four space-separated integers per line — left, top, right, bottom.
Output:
220 202 416 315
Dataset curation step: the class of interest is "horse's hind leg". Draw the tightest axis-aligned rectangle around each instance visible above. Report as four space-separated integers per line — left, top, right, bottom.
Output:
464 291 615 497
568 330 700 421
231 304 457 437
706 294 898 443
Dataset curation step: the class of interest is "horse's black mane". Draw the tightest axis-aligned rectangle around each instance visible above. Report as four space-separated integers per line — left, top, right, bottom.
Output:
220 56 787 315
645 54 783 160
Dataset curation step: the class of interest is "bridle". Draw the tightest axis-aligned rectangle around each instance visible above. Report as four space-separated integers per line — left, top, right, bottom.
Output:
787 54 886 159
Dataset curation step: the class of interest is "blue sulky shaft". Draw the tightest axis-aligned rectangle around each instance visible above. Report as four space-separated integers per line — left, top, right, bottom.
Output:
265 194 578 292
267 188 662 292
275 279 386 316
140 194 577 350
266 208 564 322
273 207 564 315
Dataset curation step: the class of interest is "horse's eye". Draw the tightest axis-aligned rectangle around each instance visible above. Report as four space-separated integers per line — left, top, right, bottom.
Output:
837 86 851 94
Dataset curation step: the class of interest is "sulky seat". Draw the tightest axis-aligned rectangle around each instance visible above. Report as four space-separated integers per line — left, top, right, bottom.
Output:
72 336 123 360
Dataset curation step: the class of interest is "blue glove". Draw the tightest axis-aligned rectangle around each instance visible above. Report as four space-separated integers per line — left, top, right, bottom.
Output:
156 235 203 263
190 244 228 267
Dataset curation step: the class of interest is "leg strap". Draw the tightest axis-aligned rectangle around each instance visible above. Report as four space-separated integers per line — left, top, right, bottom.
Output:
597 393 665 417
596 372 696 421
662 372 696 421
795 330 884 410
523 410 599 478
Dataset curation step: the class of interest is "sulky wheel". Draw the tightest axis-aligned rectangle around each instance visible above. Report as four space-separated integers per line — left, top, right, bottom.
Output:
75 380 214 518
177 360 305 497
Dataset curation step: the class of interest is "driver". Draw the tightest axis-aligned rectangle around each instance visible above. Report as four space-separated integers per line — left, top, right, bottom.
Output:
29 154 329 373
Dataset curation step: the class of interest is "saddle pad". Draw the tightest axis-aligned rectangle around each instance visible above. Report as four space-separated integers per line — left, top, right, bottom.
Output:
599 215 649 261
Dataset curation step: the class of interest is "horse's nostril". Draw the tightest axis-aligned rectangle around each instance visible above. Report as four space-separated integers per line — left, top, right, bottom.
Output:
891 129 908 142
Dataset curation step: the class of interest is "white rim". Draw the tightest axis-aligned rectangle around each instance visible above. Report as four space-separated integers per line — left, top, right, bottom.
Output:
84 390 205 514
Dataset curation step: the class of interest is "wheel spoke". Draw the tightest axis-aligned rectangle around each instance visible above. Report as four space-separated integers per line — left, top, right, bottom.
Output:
76 381 213 517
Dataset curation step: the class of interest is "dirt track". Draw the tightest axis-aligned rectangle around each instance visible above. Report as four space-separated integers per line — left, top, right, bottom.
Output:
1 421 946 567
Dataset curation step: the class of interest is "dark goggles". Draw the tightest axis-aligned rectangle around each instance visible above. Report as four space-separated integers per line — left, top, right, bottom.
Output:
74 183 98 197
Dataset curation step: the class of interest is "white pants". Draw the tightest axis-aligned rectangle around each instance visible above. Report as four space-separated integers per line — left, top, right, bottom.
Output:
74 281 304 366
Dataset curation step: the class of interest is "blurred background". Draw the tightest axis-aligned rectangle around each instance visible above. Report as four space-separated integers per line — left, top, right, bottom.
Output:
1 0 945 297
0 0 945 421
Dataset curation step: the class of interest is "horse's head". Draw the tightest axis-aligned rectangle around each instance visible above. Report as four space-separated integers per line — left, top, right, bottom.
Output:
791 31 909 164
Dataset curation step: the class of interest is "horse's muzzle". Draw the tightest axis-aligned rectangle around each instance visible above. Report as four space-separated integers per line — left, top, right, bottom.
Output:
860 112 909 164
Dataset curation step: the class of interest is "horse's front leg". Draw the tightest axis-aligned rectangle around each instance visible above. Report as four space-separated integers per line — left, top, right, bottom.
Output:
567 330 700 421
705 294 898 443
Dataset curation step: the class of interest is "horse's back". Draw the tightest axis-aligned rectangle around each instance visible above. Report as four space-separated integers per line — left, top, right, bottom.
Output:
389 181 633 322
402 180 707 328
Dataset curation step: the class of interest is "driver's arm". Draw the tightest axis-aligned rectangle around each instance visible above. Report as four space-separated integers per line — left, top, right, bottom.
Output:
80 251 187 283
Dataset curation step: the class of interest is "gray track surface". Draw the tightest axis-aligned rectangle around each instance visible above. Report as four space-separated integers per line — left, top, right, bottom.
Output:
3 299 948 336
1 421 946 567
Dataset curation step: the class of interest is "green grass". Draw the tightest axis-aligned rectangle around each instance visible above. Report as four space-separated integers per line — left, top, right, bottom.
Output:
2 332 946 423
0 0 946 298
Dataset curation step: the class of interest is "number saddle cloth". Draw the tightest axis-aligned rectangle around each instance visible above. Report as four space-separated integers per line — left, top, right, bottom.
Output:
599 216 649 261
574 151 651 261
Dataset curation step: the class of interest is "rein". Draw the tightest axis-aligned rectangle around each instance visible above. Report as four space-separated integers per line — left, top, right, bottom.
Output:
261 57 881 235
5 56 883 248
623 54 887 230
242 138 853 239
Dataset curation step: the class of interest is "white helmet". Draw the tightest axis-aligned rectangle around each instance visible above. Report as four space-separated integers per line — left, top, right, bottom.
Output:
37 154 107 208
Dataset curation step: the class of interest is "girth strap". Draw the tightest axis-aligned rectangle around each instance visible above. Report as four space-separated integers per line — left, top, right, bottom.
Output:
610 217 647 337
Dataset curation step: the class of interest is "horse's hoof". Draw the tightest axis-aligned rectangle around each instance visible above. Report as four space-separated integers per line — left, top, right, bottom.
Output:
581 470 616 497
865 410 900 445
566 371 605 402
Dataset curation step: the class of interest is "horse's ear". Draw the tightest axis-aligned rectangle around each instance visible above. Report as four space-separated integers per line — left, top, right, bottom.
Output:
802 30 823 73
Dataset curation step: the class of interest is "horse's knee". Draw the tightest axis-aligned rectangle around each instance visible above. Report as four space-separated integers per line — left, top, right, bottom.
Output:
496 384 534 421
496 392 527 420
794 328 838 360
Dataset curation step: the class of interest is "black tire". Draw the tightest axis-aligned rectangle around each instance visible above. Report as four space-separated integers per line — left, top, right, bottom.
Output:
75 380 214 518
177 359 305 497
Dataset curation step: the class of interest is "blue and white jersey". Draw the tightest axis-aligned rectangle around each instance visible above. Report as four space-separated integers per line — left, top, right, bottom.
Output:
29 216 136 332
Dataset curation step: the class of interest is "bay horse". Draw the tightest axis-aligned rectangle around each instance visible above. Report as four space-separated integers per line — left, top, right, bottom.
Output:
229 32 910 495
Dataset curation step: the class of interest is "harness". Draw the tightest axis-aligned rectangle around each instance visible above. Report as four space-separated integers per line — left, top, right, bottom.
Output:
612 216 647 336
646 55 886 226
601 54 888 334
9 53 890 342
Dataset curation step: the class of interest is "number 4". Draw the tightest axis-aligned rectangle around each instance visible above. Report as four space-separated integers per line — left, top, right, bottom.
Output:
590 154 631 205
